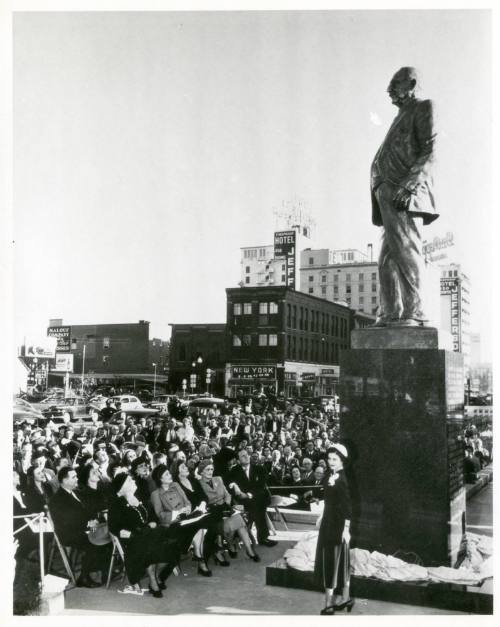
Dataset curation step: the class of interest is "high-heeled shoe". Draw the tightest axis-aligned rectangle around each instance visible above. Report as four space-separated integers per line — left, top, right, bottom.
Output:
148 585 163 598
246 550 261 562
227 547 238 558
319 605 335 615
197 563 213 577
213 552 230 566
334 599 355 613
158 563 174 584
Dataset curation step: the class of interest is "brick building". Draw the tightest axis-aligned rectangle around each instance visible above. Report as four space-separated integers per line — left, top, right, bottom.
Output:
225 286 357 398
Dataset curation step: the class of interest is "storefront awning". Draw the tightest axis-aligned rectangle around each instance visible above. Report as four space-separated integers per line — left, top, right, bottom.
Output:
49 372 168 382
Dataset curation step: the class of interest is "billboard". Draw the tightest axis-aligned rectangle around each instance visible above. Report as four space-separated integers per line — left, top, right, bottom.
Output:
274 230 296 289
47 326 71 352
25 336 57 358
53 353 74 372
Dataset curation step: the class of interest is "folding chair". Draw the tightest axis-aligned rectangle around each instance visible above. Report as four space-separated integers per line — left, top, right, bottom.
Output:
45 510 78 585
106 532 127 589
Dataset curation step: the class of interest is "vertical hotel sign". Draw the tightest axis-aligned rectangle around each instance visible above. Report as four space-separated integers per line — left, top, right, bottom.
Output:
441 278 461 352
274 230 296 289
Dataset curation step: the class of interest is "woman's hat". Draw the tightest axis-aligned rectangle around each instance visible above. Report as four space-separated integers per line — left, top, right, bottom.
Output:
198 459 214 474
111 471 129 494
331 443 348 459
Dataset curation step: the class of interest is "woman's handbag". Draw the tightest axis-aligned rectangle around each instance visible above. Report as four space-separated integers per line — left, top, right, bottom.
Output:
88 521 111 546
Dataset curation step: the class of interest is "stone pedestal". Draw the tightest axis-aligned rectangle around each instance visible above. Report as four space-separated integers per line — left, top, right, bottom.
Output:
340 328 465 567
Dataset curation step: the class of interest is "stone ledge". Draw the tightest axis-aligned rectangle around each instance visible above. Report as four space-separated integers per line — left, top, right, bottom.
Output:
351 326 452 350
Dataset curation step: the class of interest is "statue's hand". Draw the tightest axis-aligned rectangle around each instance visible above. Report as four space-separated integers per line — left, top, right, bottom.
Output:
393 187 413 211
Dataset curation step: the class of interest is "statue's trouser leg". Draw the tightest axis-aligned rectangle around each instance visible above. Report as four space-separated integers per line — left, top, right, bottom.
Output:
376 182 425 321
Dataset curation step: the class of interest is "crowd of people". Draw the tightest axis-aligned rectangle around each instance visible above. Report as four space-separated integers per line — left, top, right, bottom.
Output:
13 394 340 598
462 422 493 483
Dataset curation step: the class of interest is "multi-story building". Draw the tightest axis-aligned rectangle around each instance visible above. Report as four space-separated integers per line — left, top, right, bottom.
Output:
240 224 315 290
149 337 170 378
439 263 471 371
225 286 356 398
169 324 227 397
299 248 379 315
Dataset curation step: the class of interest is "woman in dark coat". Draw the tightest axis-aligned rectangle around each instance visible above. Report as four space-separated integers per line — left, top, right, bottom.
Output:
108 473 180 597
314 444 353 615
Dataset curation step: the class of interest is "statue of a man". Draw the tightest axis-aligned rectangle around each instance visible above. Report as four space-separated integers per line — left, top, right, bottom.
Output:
371 67 438 327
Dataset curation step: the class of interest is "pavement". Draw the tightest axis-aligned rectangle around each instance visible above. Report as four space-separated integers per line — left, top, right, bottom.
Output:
59 478 493 616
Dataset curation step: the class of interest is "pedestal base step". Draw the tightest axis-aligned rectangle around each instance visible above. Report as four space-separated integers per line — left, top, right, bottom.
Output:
265 560 492 614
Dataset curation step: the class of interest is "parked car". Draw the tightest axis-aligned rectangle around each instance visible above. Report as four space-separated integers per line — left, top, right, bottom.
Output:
13 398 44 426
149 394 175 414
38 397 94 421
111 395 143 410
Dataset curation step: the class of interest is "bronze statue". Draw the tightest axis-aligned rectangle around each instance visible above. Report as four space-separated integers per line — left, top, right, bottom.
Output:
371 67 438 327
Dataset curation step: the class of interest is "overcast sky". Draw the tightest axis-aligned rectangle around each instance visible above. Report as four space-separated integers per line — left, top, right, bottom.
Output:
13 10 492 357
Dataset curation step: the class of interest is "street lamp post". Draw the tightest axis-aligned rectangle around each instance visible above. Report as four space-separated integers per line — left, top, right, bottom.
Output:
152 363 157 397
81 344 86 396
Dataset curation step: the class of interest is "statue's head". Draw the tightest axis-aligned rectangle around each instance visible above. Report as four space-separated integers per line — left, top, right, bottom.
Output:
387 67 419 108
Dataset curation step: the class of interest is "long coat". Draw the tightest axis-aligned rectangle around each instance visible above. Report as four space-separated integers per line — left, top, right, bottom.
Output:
371 97 438 226
314 470 352 576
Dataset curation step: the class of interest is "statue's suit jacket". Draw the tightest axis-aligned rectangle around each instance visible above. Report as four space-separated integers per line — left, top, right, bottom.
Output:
371 98 438 227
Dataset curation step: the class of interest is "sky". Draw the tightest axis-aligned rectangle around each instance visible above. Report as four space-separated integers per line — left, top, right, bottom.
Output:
13 10 492 358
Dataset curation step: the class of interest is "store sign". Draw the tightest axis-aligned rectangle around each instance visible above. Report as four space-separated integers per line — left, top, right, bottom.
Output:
25 336 57 358
301 372 316 381
231 365 277 379
284 372 297 381
53 353 74 372
321 367 340 377
274 230 296 289
47 326 71 352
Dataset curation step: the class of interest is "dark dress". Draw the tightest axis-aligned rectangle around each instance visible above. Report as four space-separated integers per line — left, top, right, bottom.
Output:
24 482 54 514
79 484 109 520
314 470 352 592
108 496 180 585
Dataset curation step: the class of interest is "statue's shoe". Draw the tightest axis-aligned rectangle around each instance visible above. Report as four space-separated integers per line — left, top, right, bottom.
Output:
389 318 424 327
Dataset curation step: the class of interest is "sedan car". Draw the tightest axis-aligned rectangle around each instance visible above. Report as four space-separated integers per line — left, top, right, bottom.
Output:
13 398 44 425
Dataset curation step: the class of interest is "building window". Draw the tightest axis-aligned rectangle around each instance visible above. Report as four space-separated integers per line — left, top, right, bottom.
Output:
346 273 351 281
322 286 326 295
287 304 291 327
242 334 251 346
269 302 278 314
309 275 314 282
346 285 351 293
265 275 269 281
245 266 250 273
304 308 309 331
372 296 377 304
359 273 364 280
372 272 376 280
245 277 250 284
259 334 268 346
321 275 326 282
292 335 297 359
281 275 286 282
282 264 286 271
269 334 278 346
259 302 268 314
309 287 314 294
334 275 338 282
299 337 303 360
259 248 267 257
233 335 242 347
334 286 338 294
243 303 252 315
103 337 110 349
234 303 242 316
372 283 377 292
359 296 364 304
309 257 314 265
299 307 304 330
292 305 297 328
179 343 186 361
359 283 364 292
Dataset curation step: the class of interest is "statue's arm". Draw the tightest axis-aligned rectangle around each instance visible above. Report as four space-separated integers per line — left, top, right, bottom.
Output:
401 99 436 193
